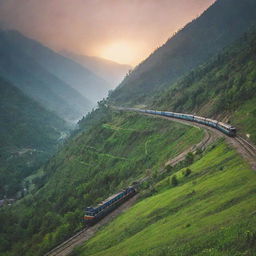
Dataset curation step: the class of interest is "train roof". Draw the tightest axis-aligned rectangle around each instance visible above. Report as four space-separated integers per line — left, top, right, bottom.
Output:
100 191 123 205
194 115 206 120
205 118 218 123
218 122 233 129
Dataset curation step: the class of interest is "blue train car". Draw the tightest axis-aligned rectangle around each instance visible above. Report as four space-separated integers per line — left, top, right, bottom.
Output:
128 108 236 137
84 186 136 225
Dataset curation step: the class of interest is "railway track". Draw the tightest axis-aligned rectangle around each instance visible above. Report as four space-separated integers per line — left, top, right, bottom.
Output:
235 135 256 158
45 227 89 256
45 110 256 256
44 194 139 256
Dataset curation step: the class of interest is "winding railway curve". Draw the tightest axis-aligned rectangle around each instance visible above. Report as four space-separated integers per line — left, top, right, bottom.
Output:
45 108 256 256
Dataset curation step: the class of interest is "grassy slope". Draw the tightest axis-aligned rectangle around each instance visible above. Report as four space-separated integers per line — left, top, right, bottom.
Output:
0 110 204 256
78 140 256 256
153 30 256 143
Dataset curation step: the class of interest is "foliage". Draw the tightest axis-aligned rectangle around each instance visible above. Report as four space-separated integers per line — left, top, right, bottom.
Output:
109 0 256 106
0 107 204 255
153 30 256 143
171 175 178 187
0 77 69 198
183 168 192 177
77 141 256 256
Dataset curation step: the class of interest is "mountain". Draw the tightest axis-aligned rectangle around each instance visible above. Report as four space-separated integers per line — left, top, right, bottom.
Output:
60 51 132 89
110 0 256 106
153 29 256 143
1 1 256 256
0 30 106 121
0 77 69 198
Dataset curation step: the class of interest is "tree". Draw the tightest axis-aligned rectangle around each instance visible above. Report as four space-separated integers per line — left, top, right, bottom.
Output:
171 175 178 187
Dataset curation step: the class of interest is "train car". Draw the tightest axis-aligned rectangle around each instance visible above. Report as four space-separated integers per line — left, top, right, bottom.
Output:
217 122 236 137
84 186 136 225
205 118 218 128
127 108 236 137
163 111 175 117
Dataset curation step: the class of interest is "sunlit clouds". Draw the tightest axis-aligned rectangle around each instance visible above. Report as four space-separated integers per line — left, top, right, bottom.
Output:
0 0 215 66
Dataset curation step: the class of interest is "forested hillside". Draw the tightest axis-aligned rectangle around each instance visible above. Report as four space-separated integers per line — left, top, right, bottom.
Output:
0 30 95 122
0 77 68 198
153 30 256 143
110 0 256 106
0 105 204 255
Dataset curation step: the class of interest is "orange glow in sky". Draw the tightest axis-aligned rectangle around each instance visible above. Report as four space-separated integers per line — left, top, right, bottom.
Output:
0 0 215 66
99 41 148 65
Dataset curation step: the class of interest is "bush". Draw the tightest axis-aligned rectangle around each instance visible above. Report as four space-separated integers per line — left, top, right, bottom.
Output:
185 152 194 165
171 175 178 187
183 168 192 177
165 165 173 173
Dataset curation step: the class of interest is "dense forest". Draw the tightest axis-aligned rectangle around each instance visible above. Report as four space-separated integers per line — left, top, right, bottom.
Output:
152 29 256 143
0 77 69 198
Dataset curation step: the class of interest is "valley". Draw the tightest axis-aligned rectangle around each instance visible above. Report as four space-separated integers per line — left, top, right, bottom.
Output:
0 0 256 255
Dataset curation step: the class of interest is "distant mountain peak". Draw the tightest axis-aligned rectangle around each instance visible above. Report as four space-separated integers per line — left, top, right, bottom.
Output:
60 50 132 89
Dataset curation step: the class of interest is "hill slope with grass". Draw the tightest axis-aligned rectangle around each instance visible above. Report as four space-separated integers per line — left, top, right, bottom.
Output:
110 0 256 106
0 105 204 256
152 30 256 143
0 77 68 199
76 139 256 256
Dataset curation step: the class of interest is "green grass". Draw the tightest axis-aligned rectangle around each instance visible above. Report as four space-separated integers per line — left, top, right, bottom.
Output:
0 110 205 256
78 140 256 256
231 98 256 143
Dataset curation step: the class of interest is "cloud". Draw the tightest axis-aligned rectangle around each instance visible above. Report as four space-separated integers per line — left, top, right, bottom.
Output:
0 0 215 65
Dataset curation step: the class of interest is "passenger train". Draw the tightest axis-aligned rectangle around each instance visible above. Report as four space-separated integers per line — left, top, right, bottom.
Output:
129 108 236 137
84 108 236 225
84 186 136 225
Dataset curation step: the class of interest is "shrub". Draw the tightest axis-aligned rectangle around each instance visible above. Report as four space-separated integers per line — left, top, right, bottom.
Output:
165 165 173 173
183 168 192 177
171 175 178 187
185 152 194 165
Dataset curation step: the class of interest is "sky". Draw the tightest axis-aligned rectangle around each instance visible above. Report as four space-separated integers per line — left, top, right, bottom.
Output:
0 0 215 66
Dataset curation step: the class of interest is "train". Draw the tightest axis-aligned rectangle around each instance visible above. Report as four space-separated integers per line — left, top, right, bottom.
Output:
84 186 136 225
127 108 236 137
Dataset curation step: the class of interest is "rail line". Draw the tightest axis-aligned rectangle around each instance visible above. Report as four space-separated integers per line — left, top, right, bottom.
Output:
45 227 88 256
235 135 256 158
45 109 256 256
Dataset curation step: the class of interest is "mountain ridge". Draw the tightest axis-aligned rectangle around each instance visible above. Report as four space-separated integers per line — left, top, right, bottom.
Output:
110 0 256 106
60 50 131 88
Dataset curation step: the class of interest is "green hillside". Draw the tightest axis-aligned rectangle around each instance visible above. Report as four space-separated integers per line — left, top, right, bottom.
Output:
77 140 256 256
0 106 204 256
0 77 68 198
153 30 256 143
110 0 256 106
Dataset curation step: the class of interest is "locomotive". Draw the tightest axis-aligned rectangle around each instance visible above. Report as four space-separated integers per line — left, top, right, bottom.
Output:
128 108 236 137
84 186 136 225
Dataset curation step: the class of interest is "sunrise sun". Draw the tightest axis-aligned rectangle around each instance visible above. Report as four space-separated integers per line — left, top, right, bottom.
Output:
99 41 140 65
